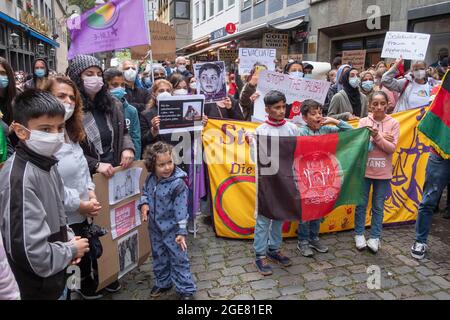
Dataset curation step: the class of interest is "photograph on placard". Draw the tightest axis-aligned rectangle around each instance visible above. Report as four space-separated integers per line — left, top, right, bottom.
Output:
183 102 202 121
110 200 142 240
108 168 143 205
118 230 139 279
194 61 227 102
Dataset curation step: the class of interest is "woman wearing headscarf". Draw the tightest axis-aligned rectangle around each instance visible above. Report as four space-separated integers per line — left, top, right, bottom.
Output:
24 58 50 90
328 68 369 121
324 64 351 115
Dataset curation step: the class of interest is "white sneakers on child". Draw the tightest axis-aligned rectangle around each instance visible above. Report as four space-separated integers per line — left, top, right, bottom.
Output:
367 238 380 253
354 235 367 250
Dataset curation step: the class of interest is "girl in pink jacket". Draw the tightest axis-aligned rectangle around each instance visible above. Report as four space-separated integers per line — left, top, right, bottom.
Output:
355 91 400 253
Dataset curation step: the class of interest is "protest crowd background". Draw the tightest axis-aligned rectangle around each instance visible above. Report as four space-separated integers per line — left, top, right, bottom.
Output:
0 0 449 301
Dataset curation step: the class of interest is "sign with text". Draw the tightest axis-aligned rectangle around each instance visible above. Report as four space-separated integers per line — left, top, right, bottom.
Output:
262 33 288 57
110 200 142 240
381 32 430 61
342 50 366 71
254 70 331 122
219 49 238 64
130 21 176 60
239 48 276 74
158 95 205 134
281 54 304 67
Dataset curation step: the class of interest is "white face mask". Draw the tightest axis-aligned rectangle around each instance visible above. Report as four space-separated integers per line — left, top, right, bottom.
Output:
82 76 104 95
413 70 427 80
124 68 137 82
157 91 172 100
178 65 186 73
173 89 188 96
24 128 65 157
63 103 75 121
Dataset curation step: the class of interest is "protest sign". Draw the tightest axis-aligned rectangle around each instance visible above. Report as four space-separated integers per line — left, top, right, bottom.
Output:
108 167 142 205
93 161 150 291
262 33 288 58
238 48 276 74
158 94 205 134
118 230 139 279
253 70 331 122
342 50 366 70
381 32 430 61
110 200 142 240
194 61 227 102
218 49 238 64
281 54 304 67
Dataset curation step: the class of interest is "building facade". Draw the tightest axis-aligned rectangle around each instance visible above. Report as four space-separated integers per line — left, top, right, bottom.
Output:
156 0 192 50
0 0 68 73
308 0 450 67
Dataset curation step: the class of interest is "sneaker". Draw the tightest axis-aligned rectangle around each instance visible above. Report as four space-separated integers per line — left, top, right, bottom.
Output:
297 241 314 257
179 293 195 300
75 287 103 300
367 238 380 253
104 280 122 293
266 250 292 267
150 285 173 298
309 239 329 253
254 257 273 276
355 235 367 251
411 242 428 260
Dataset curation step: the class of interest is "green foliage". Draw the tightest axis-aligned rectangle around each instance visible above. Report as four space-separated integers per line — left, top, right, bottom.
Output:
67 0 96 15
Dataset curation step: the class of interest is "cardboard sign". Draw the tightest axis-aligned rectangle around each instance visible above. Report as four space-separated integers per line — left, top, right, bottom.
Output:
342 50 366 71
281 54 304 67
194 61 227 103
130 21 176 61
253 70 331 122
238 48 276 74
218 49 238 64
381 32 430 61
94 161 150 291
262 33 288 58
157 94 205 134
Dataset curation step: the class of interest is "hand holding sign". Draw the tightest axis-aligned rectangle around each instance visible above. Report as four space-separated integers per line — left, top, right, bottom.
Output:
381 32 430 61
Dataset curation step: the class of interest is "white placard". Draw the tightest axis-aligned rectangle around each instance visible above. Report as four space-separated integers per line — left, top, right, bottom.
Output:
108 167 143 205
381 32 430 61
117 230 139 279
253 70 331 122
239 48 276 75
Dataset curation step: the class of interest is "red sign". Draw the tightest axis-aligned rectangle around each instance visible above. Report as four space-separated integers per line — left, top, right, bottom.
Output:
226 23 236 34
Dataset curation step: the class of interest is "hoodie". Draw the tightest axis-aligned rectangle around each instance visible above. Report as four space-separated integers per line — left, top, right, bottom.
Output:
138 166 188 236
358 115 400 180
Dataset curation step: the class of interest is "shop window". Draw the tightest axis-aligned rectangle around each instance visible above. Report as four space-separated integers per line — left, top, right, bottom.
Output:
413 16 450 66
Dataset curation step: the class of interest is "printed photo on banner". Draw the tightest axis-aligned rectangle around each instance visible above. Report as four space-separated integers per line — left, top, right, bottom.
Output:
253 70 331 123
157 94 205 134
381 32 430 61
110 200 142 240
194 61 227 102
117 230 139 279
238 48 276 75
108 167 143 205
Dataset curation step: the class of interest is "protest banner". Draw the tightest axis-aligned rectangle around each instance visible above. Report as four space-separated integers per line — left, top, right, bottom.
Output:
381 32 431 61
238 48 276 74
194 61 227 103
157 94 205 134
342 50 366 71
253 70 331 122
93 161 150 290
67 0 150 59
202 107 431 239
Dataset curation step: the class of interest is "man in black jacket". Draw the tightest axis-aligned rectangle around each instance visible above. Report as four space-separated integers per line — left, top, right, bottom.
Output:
121 60 152 112
173 56 193 79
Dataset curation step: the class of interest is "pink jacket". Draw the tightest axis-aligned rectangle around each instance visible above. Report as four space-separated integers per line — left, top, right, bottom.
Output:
358 115 400 180
0 232 20 300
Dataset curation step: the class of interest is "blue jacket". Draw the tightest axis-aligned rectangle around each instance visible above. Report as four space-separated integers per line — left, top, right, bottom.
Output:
298 120 353 136
121 99 142 160
138 166 188 236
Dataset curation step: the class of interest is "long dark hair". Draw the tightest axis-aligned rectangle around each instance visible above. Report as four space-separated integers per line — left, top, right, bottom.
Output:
76 67 114 114
31 58 50 89
0 57 17 125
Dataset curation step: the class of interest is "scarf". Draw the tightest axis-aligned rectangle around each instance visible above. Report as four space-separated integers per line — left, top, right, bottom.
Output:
336 64 351 92
341 68 362 117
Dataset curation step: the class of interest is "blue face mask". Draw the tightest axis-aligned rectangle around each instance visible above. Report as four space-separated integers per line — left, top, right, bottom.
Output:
110 87 127 100
289 71 304 79
349 77 361 88
34 69 46 78
361 80 374 92
0 75 8 88
304 74 313 79
144 77 152 86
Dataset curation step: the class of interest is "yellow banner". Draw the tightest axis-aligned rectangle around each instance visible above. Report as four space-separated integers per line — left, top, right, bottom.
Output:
202 108 431 239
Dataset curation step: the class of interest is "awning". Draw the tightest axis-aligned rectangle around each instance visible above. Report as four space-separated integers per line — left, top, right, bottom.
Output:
0 11 59 47
186 41 231 58
209 22 268 44
269 17 305 30
177 35 210 53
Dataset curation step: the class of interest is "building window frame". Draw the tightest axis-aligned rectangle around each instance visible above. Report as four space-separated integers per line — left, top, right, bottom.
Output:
242 0 252 10
173 0 190 19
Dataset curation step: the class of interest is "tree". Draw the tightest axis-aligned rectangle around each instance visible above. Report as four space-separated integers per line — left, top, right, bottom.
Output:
67 0 96 15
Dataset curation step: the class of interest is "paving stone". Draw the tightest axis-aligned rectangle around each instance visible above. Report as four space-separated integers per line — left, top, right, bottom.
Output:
227 257 254 267
429 276 450 289
208 262 226 271
252 289 281 300
329 287 354 298
376 291 396 300
191 264 206 273
433 291 450 300
197 270 222 281
347 264 368 274
222 266 246 276
335 250 356 258
208 287 235 298
309 261 334 271
305 280 329 291
330 258 353 267
390 285 420 299
351 293 380 300
207 255 225 264
278 275 304 286
218 276 241 286
396 254 420 267
287 264 311 275
250 279 278 290
302 271 327 281
415 266 434 276
394 266 414 275
398 274 419 285
232 294 254 300
197 280 214 290
329 276 354 287
405 295 436 300
280 285 306 296
239 272 265 282
305 290 331 300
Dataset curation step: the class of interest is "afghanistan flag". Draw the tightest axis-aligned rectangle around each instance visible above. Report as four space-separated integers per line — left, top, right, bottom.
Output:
418 70 450 159
256 128 370 222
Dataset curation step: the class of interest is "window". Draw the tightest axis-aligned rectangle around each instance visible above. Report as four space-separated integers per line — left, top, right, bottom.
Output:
413 16 450 66
243 0 251 9
201 0 206 21
174 1 190 19
218 0 224 11
228 0 235 7
209 0 214 17
195 2 199 24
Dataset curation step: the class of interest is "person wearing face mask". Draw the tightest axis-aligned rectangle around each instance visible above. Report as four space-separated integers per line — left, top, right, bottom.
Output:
381 57 433 113
328 68 369 121
24 58 49 90
169 73 189 96
188 77 198 95
239 63 267 121
284 60 305 79
360 71 375 97
0 58 17 160
120 60 151 112
173 56 193 78
44 77 103 299
1 90 90 300
105 68 141 160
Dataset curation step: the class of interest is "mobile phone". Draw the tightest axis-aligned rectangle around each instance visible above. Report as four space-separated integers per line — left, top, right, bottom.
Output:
254 66 265 75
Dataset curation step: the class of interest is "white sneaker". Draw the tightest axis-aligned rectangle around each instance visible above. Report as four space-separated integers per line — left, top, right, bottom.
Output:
367 238 380 253
355 235 367 250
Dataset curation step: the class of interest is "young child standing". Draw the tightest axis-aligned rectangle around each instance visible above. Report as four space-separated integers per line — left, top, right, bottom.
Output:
297 99 354 257
0 90 89 300
139 142 196 300
252 90 299 276
355 91 400 253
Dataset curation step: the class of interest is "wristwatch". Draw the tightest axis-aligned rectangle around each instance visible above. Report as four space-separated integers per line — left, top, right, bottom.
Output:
94 162 100 171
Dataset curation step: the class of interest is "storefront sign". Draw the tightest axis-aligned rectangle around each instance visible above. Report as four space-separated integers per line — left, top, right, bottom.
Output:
211 27 228 41
342 50 366 71
381 32 431 60
218 49 238 63
262 33 289 57
281 54 304 67
226 23 236 34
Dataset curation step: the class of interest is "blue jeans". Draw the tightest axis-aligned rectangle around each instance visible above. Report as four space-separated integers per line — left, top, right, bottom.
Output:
253 214 283 258
355 178 391 239
416 153 450 243
297 219 321 243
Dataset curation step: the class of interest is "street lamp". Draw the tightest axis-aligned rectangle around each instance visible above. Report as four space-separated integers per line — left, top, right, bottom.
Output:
10 32 19 48
37 42 45 57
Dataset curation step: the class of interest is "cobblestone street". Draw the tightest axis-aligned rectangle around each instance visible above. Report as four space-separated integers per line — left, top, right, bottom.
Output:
95 209 450 301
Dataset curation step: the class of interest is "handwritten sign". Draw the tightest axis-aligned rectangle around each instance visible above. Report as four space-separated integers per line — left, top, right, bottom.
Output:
342 50 366 71
239 48 276 74
253 70 331 122
262 33 288 58
281 54 304 67
381 32 430 61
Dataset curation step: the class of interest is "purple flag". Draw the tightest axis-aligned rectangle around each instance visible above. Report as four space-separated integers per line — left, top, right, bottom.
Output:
67 0 150 59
